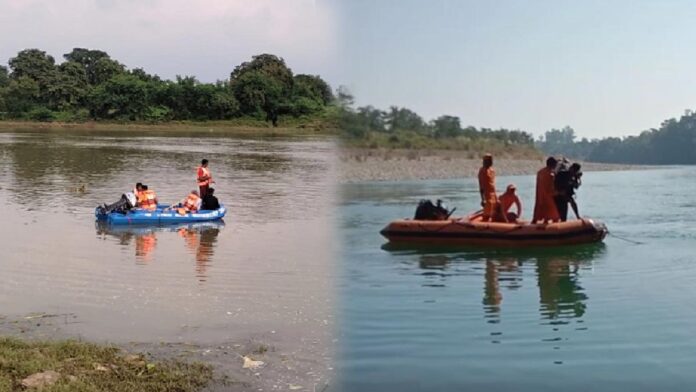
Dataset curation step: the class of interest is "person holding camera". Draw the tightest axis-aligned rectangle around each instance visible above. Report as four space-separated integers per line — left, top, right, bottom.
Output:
554 162 582 221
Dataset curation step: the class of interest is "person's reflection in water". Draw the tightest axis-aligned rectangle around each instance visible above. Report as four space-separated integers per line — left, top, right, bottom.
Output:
96 222 157 264
134 232 157 264
483 258 521 324
178 226 221 282
536 257 588 320
483 261 502 322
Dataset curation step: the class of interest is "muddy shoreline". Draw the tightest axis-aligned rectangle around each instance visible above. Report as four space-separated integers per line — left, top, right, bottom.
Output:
339 149 657 183
0 312 333 391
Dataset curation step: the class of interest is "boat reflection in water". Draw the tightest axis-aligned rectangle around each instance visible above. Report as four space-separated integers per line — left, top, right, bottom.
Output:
383 242 605 327
96 221 225 281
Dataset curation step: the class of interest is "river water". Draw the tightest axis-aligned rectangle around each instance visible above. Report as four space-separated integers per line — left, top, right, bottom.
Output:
0 129 336 375
337 167 696 392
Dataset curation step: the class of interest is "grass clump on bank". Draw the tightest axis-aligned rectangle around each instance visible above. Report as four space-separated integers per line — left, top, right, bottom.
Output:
0 337 213 391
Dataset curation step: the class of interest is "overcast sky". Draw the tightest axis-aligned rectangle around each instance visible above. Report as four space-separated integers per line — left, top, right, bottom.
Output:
335 0 696 138
0 0 343 85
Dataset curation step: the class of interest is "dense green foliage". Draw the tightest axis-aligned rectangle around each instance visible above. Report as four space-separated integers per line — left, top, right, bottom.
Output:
337 88 536 150
0 49 333 125
537 114 696 164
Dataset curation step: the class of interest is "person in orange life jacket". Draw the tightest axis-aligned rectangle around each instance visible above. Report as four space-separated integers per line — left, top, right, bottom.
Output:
100 183 143 214
197 159 214 198
496 184 522 223
137 185 158 211
174 190 202 215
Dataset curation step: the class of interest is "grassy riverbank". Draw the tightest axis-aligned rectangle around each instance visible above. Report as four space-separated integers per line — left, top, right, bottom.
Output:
0 116 337 136
0 337 213 391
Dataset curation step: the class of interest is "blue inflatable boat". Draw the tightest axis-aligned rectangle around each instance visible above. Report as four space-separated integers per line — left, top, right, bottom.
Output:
95 204 226 225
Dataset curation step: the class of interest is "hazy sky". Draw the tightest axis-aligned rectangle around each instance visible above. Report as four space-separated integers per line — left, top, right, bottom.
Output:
335 0 696 138
0 0 342 85
4 1 696 138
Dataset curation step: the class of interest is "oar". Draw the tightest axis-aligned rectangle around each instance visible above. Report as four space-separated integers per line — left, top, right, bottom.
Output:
446 207 457 219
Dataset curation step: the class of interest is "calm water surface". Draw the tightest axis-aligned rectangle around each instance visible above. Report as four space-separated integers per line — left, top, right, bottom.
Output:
337 167 696 391
0 130 336 361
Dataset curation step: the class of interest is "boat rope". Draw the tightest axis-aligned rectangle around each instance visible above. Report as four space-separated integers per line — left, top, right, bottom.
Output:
607 230 644 245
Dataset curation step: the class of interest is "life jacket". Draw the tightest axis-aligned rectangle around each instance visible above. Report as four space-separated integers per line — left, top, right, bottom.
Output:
182 192 201 213
138 189 157 211
197 166 212 187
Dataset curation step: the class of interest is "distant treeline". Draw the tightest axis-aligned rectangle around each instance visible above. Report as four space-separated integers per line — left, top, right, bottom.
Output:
336 88 536 150
537 112 696 164
0 49 333 125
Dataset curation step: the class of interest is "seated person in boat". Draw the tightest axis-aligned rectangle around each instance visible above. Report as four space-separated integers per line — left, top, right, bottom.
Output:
100 183 143 214
171 190 202 215
496 184 522 223
137 185 158 211
201 187 220 210
554 162 582 221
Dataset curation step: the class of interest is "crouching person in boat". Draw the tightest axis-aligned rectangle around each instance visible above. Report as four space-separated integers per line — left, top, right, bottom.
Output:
171 190 202 215
496 184 522 223
137 185 158 211
201 188 220 210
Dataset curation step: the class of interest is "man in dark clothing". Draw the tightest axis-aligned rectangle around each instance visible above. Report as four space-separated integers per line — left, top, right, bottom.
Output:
201 187 220 210
554 163 582 221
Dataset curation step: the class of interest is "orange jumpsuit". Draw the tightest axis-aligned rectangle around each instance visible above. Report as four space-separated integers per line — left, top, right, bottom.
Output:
533 167 560 223
478 166 497 220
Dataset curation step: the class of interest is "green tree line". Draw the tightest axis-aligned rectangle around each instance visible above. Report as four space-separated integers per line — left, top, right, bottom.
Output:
0 49 333 125
537 112 696 164
336 87 536 148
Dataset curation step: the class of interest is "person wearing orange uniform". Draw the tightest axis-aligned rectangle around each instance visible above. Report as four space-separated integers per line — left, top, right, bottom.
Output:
532 157 560 224
498 184 522 222
137 185 158 211
197 159 214 198
477 154 497 222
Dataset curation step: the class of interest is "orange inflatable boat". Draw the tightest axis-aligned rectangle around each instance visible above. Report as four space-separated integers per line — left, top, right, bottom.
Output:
380 213 608 247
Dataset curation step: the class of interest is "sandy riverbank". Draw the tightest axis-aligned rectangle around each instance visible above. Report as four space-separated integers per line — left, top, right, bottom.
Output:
339 149 655 183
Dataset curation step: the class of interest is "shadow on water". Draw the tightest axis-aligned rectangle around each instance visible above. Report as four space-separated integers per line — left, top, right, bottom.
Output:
95 220 224 281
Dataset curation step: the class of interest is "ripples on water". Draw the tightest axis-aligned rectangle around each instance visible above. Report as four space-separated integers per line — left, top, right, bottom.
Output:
338 167 696 392
0 130 335 357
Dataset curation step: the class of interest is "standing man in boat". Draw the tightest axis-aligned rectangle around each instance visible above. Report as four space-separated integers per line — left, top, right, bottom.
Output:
532 157 561 224
554 162 582 221
197 159 214 198
478 153 498 222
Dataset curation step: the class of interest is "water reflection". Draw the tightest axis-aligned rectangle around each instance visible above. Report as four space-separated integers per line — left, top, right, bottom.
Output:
96 221 224 280
384 244 604 323
177 224 222 281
